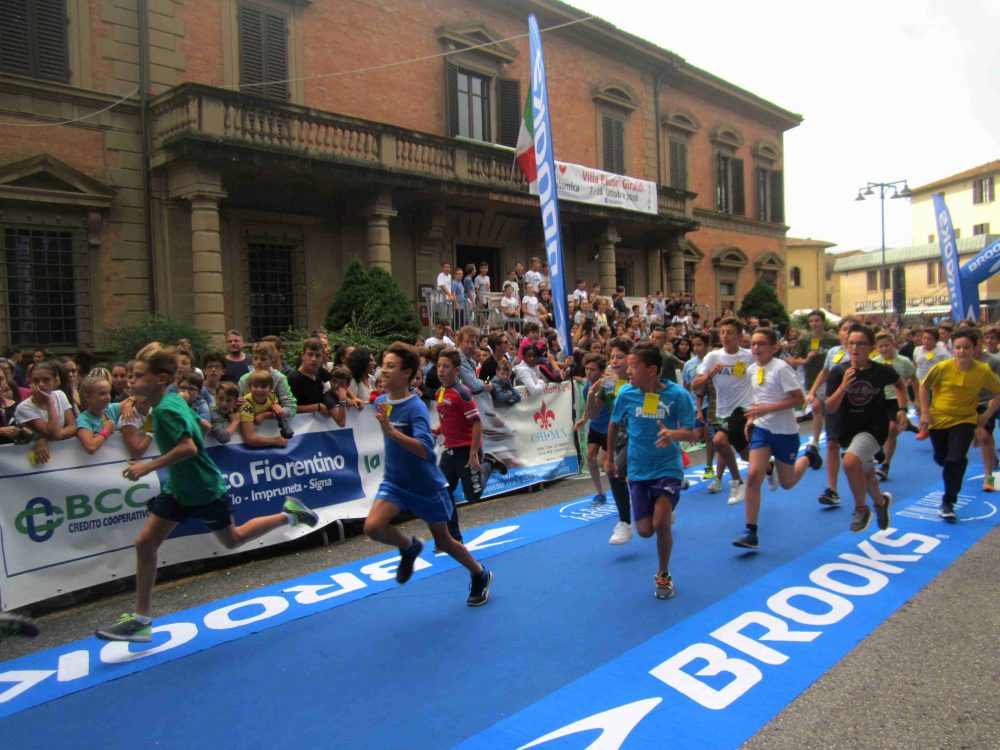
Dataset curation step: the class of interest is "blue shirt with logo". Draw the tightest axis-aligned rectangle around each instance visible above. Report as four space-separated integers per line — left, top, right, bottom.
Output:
610 381 695 481
375 393 448 494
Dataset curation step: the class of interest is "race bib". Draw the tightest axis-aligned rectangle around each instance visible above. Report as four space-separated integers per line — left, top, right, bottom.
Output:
614 379 628 395
925 352 934 360
832 350 845 363
642 392 660 415
756 368 765 385
733 360 746 377
384 403 393 418
436 387 445 404
810 338 820 351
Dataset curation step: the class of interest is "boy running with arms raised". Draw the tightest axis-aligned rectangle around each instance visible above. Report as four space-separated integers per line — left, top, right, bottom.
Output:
96 343 318 642
605 342 697 599
364 342 492 606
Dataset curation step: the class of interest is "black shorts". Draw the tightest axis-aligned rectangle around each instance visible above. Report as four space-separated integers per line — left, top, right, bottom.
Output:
587 427 608 447
148 492 233 531
884 399 900 423
976 404 997 433
718 408 749 453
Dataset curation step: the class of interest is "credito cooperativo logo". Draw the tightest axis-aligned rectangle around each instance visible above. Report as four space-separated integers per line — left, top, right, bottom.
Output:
14 484 153 543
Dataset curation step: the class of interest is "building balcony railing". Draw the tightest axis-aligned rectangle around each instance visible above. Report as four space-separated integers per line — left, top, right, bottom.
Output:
149 82 693 220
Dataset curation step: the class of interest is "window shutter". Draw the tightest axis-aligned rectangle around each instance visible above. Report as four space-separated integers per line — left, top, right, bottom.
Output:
770 169 784 223
34 0 67 82
239 4 265 96
732 158 745 215
603 114 624 174
715 153 725 211
497 78 520 147
263 10 288 100
988 177 996 203
973 180 982 204
0 0 31 76
669 139 687 190
445 62 459 137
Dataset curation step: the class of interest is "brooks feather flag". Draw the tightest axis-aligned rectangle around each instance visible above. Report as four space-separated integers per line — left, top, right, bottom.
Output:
515 88 537 183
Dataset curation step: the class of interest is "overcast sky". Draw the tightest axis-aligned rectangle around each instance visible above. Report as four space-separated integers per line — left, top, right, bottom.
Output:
562 0 1000 252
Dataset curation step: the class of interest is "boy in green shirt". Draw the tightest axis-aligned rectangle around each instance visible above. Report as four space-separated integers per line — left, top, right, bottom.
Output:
96 342 318 643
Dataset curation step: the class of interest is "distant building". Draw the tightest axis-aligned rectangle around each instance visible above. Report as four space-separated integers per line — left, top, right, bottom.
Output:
785 237 836 313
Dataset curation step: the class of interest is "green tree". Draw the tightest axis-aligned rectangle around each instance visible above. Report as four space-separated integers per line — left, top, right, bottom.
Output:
324 259 420 347
738 279 790 328
106 315 212 362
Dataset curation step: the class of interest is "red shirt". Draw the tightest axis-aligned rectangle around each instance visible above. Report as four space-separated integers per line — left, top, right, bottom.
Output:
435 383 480 448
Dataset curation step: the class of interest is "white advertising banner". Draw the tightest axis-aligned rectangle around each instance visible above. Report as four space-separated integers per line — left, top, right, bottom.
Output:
0 383 578 610
530 160 658 215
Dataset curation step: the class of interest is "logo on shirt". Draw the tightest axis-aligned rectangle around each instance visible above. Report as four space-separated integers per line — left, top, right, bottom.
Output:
847 380 877 406
534 400 555 429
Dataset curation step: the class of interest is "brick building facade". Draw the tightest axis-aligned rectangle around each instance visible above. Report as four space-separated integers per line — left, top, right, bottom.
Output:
0 0 800 348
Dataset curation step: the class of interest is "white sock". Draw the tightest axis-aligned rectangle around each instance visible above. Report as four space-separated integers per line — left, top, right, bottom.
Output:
133 614 151 624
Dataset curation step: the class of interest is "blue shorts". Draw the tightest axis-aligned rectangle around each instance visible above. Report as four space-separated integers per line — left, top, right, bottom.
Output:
749 426 800 465
628 477 683 523
148 492 232 531
375 481 455 524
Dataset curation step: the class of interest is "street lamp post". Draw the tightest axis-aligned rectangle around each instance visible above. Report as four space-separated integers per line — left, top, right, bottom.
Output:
855 180 911 325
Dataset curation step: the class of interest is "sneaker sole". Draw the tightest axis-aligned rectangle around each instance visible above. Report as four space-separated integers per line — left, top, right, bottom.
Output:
94 630 151 643
396 538 424 584
851 512 873 533
732 540 759 549
726 496 743 505
654 587 675 600
818 494 841 506
467 570 493 607
609 533 632 545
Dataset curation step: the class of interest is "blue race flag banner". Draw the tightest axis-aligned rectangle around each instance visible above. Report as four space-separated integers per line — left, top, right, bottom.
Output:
958 235 1000 320
528 14 571 356
933 193 966 322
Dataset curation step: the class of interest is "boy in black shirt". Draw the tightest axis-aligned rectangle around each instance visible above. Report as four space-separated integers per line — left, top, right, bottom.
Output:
826 325 906 534
288 337 345 427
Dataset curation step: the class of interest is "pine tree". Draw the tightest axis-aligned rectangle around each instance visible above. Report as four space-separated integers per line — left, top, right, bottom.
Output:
738 279 790 327
324 257 371 331
324 258 420 344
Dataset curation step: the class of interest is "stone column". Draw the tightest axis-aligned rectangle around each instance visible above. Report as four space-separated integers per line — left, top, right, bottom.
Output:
598 224 620 294
365 190 397 272
666 240 685 294
189 193 228 344
647 248 663 295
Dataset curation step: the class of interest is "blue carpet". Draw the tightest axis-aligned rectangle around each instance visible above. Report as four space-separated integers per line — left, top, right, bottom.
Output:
1 436 997 749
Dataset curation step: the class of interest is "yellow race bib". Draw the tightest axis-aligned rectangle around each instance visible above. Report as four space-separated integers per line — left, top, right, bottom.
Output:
436 387 445 404
756 367 765 385
832 350 845 363
810 338 820 351
925 351 934 360
384 403 393 418
733 360 746 377
642 392 660 415
614 379 628 395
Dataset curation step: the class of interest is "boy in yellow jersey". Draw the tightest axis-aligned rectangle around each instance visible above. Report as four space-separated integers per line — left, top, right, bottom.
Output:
919 328 1000 521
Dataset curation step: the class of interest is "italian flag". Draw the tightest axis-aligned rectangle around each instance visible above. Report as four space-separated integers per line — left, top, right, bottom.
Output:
515 88 537 183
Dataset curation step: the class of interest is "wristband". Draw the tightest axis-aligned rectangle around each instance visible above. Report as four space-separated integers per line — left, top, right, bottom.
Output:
99 428 111 438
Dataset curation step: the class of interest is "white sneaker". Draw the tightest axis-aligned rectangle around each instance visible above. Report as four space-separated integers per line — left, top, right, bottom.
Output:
609 521 633 545
707 477 723 493
766 458 779 491
727 480 744 505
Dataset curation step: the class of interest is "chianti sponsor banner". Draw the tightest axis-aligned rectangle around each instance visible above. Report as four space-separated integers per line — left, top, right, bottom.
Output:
0 384 577 610
531 160 658 215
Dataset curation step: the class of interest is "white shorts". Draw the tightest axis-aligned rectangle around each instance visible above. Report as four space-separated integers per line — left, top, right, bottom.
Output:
843 432 881 473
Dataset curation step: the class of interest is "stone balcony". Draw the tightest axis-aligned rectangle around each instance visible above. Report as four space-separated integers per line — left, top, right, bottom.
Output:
149 82 693 221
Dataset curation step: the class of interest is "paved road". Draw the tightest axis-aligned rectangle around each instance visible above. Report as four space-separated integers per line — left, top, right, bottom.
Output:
4 469 998 750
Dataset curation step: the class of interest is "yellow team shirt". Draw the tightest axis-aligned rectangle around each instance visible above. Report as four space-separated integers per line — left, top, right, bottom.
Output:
240 392 279 422
923 359 1000 429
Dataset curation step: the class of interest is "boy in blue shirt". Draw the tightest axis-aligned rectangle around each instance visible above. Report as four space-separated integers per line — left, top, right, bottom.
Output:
364 342 492 606
606 342 698 600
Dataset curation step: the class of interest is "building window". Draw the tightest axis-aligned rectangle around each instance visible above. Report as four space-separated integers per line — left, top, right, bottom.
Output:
928 234 935 243
973 222 991 236
238 2 289 101
247 238 296 339
954 228 961 239
3 225 86 346
756 167 784 222
866 270 878 291
972 176 995 205
882 268 891 289
669 137 687 190
683 260 697 296
0 0 69 83
444 63 520 147
716 154 745 214
602 113 626 175
790 266 801 287
926 261 937 285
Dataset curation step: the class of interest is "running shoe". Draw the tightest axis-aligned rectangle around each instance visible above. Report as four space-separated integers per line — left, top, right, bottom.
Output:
818 488 841 506
916 427 929 440
396 536 424 583
590 491 608 506
95 613 151 643
707 476 723 494
483 452 508 475
940 502 957 522
875 492 892 531
874 464 890 481
701 465 715 481
283 496 319 527
766 457 779 491
732 529 759 549
984 474 995 492
654 572 675 600
804 443 823 470
727 479 744 506
850 506 872 533
609 521 633 545
467 568 493 606
0 613 40 643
